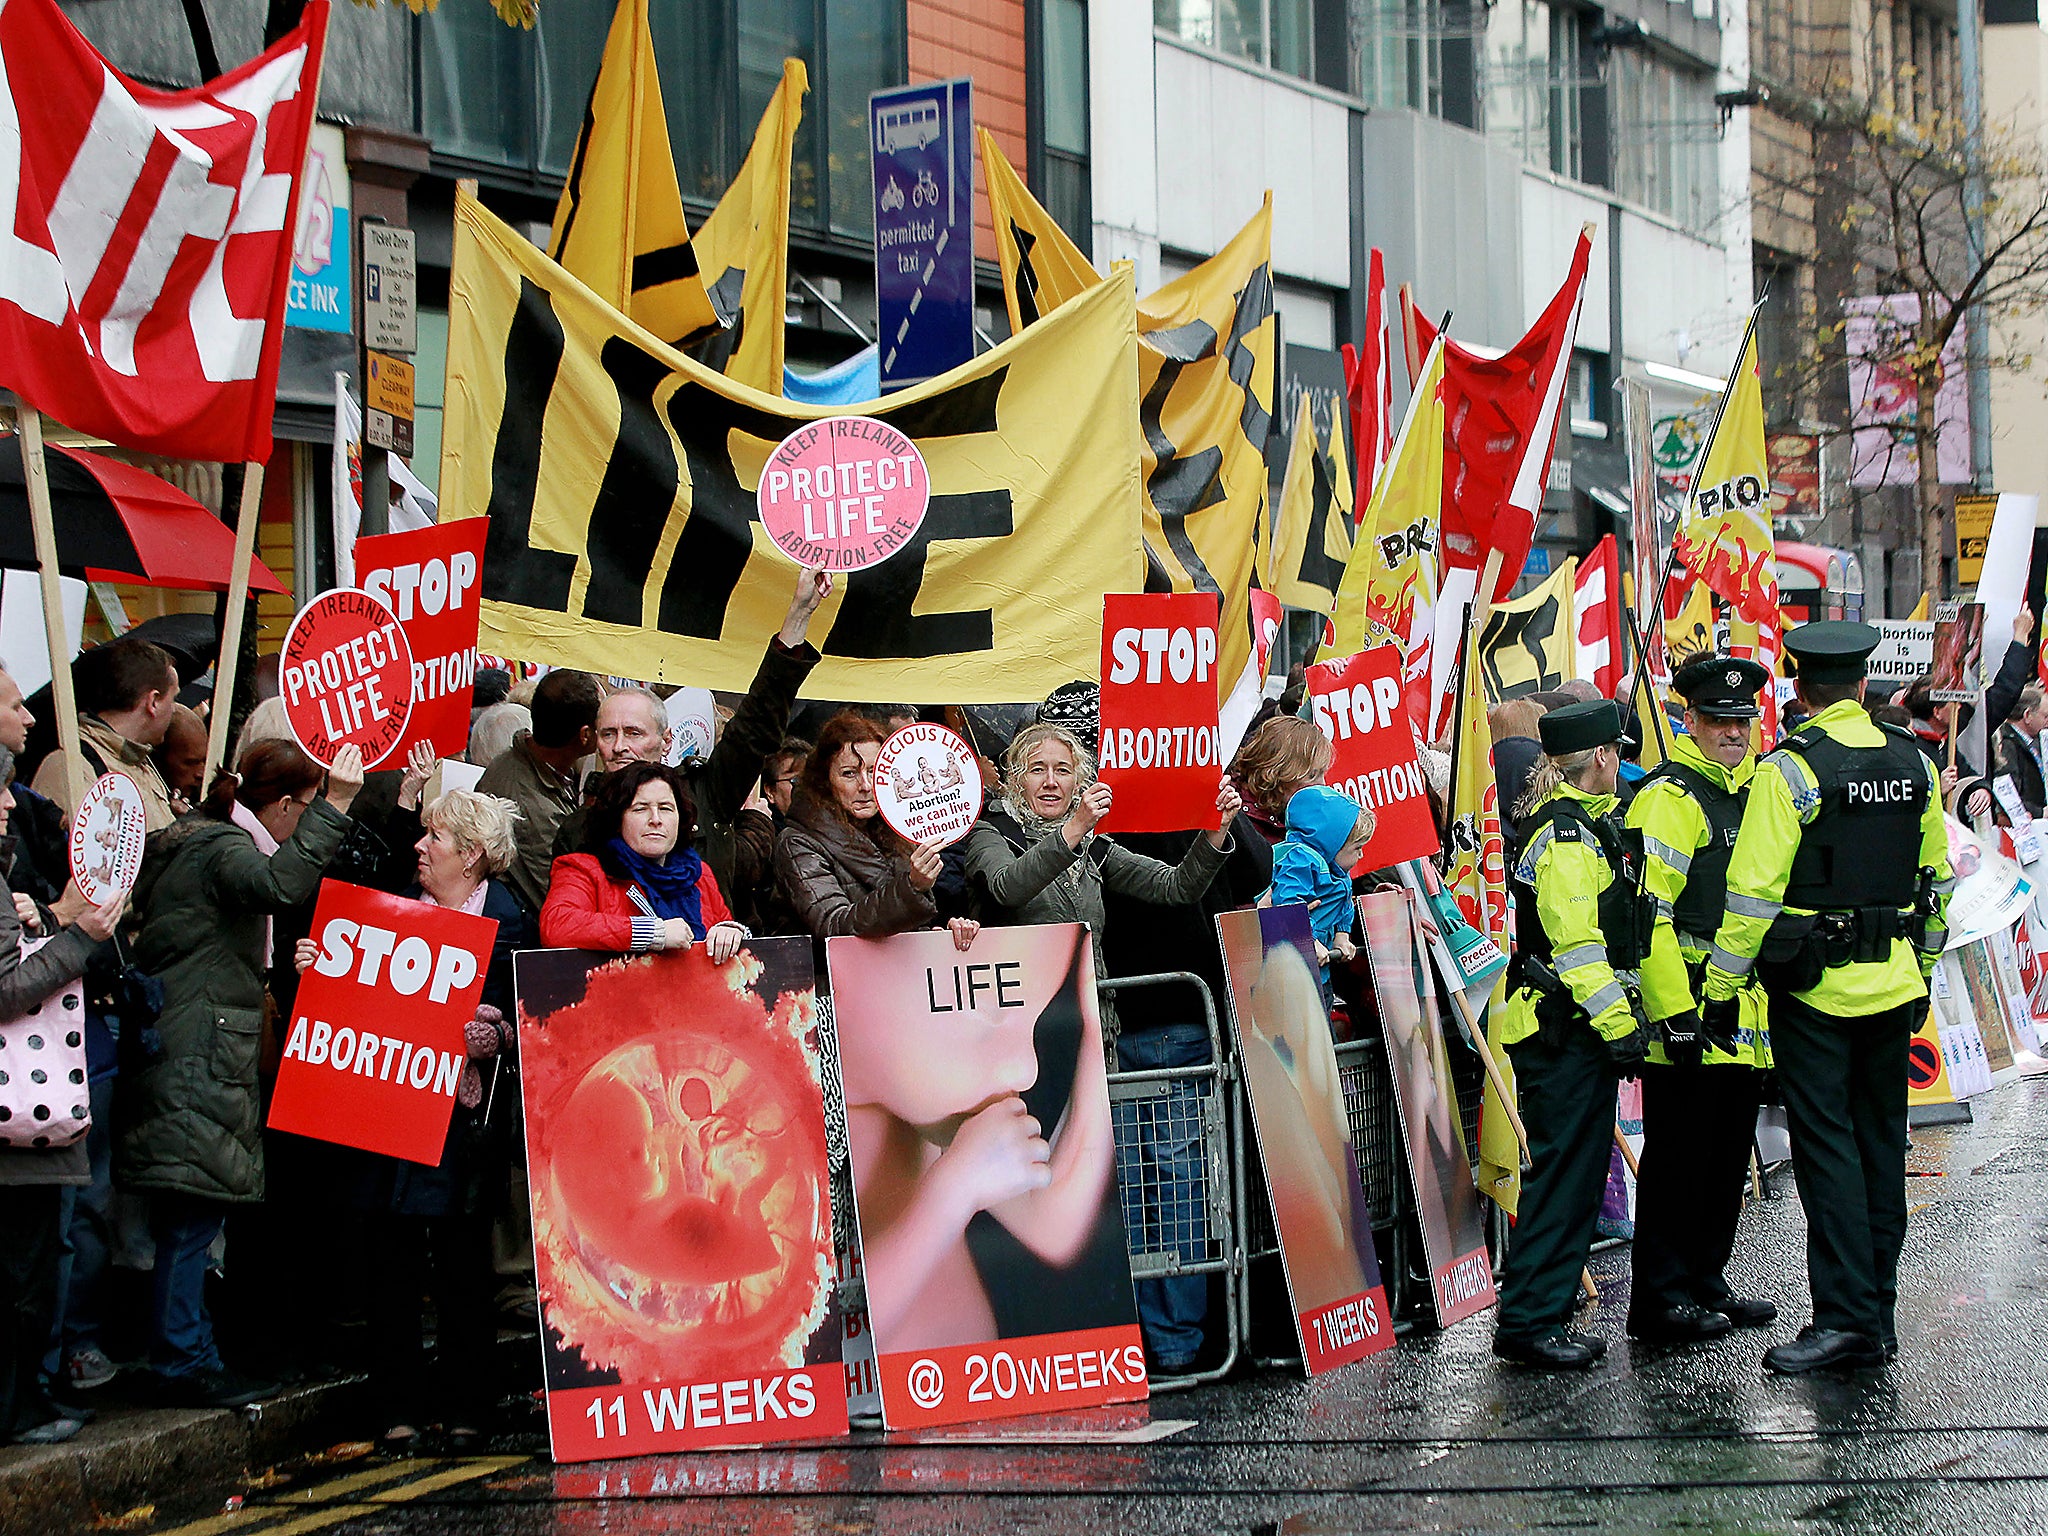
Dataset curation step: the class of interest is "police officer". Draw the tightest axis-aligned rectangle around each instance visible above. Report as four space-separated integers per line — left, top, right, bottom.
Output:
1624 654 1777 1345
1494 699 1655 1369
1700 622 1951 1373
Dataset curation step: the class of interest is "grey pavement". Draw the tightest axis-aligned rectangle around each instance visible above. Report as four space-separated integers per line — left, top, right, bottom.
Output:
35 1076 2048 1535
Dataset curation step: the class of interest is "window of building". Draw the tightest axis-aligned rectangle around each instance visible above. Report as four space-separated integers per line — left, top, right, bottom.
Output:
1352 0 1483 127
1481 1 1596 183
1033 0 1093 255
421 0 905 240
1155 0 1348 90
1608 50 1718 232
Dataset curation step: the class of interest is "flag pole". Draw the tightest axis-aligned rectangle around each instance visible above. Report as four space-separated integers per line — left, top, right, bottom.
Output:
203 462 266 788
18 407 85 815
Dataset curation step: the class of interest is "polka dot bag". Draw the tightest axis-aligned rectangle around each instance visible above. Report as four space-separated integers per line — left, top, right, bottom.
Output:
0 939 90 1149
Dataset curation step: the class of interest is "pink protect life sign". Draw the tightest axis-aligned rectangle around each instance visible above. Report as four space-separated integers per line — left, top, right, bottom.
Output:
757 416 931 572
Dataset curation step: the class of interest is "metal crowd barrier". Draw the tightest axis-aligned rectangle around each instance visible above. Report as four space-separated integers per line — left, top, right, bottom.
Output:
1101 971 1242 1392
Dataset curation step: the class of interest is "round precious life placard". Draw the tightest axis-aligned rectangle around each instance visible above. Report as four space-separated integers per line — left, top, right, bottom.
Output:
874 724 982 849
757 415 931 571
69 770 147 906
278 587 416 770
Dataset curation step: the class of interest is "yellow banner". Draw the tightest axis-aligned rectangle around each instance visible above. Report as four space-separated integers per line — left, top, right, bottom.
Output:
546 0 717 346
1674 321 1776 625
1476 559 1579 703
1445 621 1508 946
1475 976 1520 1215
1266 391 1354 615
1330 338 1445 659
980 128 1098 333
443 191 1144 701
688 57 805 394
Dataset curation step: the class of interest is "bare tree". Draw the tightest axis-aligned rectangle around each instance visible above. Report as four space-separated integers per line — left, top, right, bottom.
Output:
1751 33 2048 597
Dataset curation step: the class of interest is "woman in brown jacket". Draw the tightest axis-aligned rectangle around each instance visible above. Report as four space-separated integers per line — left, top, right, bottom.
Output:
773 711 979 955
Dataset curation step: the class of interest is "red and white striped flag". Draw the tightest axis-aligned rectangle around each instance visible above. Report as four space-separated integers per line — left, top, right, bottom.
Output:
1341 247 1394 523
1573 534 1623 697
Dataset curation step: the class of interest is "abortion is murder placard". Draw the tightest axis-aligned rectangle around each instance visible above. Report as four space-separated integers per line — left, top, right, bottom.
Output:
1306 645 1441 869
1096 592 1224 833
268 881 497 1164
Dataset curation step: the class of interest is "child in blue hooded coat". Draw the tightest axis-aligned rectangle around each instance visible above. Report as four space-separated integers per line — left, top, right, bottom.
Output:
1269 785 1374 986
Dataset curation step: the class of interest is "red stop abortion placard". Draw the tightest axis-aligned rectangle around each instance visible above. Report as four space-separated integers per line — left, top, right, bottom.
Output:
356 518 489 761
280 589 415 769
1096 592 1224 834
268 882 497 1164
1307 646 1441 869
758 416 931 571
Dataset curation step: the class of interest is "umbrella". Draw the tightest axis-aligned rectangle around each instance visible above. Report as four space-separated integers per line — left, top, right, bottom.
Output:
0 437 285 593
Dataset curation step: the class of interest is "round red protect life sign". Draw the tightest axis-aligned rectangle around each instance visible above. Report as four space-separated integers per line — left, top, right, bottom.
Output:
875 724 982 849
279 588 415 770
757 416 930 571
69 771 146 906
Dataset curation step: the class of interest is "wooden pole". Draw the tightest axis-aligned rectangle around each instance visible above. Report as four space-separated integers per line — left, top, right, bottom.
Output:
1446 984 1529 1161
203 462 266 787
19 408 85 815
1612 1121 1640 1178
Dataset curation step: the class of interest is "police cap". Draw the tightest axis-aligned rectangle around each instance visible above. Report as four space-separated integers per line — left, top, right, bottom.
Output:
1782 621 1882 684
1538 699 1626 756
1672 654 1771 719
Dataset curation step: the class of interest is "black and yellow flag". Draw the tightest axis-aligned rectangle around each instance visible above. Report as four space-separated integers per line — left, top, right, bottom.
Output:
1477 560 1579 702
1266 390 1354 616
546 0 717 346
979 128 1098 333
1139 197 1277 708
688 57 806 395
443 190 1144 702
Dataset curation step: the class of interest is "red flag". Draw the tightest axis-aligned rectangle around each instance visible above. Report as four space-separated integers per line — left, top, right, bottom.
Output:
1573 534 1623 697
1340 248 1394 523
1436 231 1593 607
0 0 328 463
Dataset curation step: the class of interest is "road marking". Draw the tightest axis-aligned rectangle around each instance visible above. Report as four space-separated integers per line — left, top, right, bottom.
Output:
894 1419 1196 1446
147 1456 525 1536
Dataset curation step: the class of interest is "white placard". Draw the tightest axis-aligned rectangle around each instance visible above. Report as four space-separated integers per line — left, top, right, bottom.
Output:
874 724 981 849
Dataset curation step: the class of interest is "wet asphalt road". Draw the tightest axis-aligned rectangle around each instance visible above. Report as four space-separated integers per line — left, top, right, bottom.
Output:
146 1078 2048 1534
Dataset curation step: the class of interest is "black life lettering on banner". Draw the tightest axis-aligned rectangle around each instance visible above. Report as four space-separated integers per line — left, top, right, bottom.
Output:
824 489 1012 657
1227 265 1274 447
483 280 576 612
1139 328 1225 601
1295 435 1345 595
583 338 682 626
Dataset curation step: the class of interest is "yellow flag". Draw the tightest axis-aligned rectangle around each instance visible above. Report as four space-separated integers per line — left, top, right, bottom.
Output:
1909 592 1931 620
1674 319 1776 625
1475 976 1520 1215
443 189 1144 701
1444 619 1508 947
546 0 717 346
689 57 806 394
1477 559 1579 703
979 128 1098 332
1138 197 1277 710
1266 392 1354 615
1664 576 1717 666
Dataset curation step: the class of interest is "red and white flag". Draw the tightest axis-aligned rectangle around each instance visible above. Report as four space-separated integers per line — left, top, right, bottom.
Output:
0 0 328 463
1573 533 1622 698
1340 247 1393 523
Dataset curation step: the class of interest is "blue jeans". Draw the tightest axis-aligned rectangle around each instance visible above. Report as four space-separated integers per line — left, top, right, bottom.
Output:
150 1196 226 1379
46 1077 116 1376
1115 1022 1212 1368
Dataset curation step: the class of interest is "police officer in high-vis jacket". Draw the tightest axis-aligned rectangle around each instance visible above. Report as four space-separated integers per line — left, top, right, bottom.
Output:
1700 622 1952 1374
1494 699 1655 1370
1624 654 1777 1345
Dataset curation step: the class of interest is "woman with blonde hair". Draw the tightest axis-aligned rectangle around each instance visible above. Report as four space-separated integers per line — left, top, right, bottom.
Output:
1228 716 1332 845
961 720 1240 1040
296 778 533 1452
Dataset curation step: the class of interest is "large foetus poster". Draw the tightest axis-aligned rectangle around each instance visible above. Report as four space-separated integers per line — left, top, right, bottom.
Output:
1218 906 1394 1373
1358 889 1496 1326
515 941 846 1461
826 923 1146 1428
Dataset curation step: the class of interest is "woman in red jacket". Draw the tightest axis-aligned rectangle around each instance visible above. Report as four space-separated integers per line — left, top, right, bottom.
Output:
540 761 748 960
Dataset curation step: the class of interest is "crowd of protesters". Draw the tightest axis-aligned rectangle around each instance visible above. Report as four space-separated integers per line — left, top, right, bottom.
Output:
0 568 2032 1449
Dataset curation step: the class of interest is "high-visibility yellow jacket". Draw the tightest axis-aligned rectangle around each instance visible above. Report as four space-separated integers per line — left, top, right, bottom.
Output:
1625 732 1770 1068
1501 780 1639 1047
1701 699 1953 1015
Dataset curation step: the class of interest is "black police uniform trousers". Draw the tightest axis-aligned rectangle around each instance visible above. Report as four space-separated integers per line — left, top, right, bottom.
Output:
1629 1060 1763 1323
1769 989 1914 1344
1497 1015 1622 1340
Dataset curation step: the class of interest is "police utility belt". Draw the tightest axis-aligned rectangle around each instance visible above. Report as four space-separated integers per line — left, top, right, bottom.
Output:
1754 866 1943 991
1509 952 1650 1039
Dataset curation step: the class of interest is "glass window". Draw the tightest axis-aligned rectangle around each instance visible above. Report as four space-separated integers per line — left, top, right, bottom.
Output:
1609 51 1717 232
1156 0 1267 65
536 0 611 176
1044 0 1090 157
825 0 904 237
421 3 532 168
650 1 735 203
1483 0 1551 172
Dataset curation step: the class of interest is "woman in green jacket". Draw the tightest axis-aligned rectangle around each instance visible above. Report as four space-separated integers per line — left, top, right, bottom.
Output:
119 739 362 1410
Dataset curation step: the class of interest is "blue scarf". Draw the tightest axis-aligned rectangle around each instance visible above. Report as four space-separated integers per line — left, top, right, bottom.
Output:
604 837 705 931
